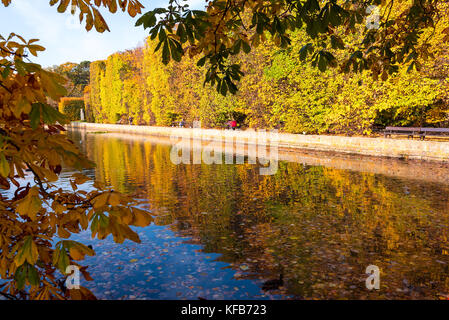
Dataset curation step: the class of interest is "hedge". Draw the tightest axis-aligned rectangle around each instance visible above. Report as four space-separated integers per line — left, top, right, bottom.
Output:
58 97 85 121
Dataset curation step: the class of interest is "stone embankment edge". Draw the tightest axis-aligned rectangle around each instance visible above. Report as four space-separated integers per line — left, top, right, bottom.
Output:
67 122 449 162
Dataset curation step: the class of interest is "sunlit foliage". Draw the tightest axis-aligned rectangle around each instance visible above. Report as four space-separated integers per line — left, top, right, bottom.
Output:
136 0 449 93
86 27 448 133
0 0 153 300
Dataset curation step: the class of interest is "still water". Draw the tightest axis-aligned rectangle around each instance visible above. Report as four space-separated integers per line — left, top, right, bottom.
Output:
65 129 449 300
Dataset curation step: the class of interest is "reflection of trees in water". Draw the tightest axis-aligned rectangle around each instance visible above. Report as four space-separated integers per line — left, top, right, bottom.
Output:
75 132 449 299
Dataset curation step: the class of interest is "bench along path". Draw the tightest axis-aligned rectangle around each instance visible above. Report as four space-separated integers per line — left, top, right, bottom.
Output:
68 122 449 162
384 126 449 140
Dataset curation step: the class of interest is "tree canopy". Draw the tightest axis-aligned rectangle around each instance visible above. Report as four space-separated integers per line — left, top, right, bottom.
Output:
6 0 446 95
0 0 152 300
135 0 449 94
49 61 91 97
84 26 448 133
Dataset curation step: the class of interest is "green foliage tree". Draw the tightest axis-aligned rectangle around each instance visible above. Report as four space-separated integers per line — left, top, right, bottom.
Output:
49 61 91 97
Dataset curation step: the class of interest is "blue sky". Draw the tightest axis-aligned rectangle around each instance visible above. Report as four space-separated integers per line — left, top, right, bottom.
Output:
0 0 204 67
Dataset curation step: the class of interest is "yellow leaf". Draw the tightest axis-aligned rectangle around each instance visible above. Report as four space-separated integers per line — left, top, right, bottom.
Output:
69 247 83 261
46 149 61 166
0 153 10 177
40 166 58 182
72 173 90 185
52 202 65 214
16 187 42 220
69 286 97 300
120 224 140 243
79 213 88 229
14 97 31 117
92 7 110 32
92 192 109 209
131 208 153 227
57 227 70 239
67 242 94 261
108 192 121 206
70 179 78 191
14 236 38 266
39 70 67 100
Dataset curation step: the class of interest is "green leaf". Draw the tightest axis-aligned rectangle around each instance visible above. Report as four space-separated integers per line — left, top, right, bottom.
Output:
329 5 342 26
197 56 207 67
15 236 39 266
330 35 344 49
29 103 41 129
220 79 228 96
162 40 170 64
135 12 156 29
232 39 242 54
27 264 39 286
228 81 238 94
38 103 69 125
154 39 163 52
299 43 312 61
169 39 182 62
150 27 159 40
159 28 166 42
318 54 327 72
52 244 70 273
14 264 27 290
176 23 187 43
1 64 11 79
242 41 251 54
15 60 26 76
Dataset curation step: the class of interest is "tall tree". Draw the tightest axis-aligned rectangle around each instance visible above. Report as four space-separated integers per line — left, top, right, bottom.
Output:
50 61 91 97
135 0 449 94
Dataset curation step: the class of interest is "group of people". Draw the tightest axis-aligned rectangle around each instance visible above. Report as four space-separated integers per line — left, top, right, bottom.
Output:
168 119 186 127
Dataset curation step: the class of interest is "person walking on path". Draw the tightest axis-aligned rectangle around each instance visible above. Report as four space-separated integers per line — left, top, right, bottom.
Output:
230 120 237 130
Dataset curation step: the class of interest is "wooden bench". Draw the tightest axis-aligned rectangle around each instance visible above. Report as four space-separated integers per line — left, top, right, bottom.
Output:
384 127 422 139
384 127 449 140
419 127 449 140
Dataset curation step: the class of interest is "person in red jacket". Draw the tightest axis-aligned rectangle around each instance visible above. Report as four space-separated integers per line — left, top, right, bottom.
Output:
230 120 237 130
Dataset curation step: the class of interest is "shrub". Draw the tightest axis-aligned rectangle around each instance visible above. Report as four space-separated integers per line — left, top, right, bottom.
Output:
58 97 85 121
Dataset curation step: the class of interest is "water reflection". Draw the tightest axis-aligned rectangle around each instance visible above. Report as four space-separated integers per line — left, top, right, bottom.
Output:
69 130 449 299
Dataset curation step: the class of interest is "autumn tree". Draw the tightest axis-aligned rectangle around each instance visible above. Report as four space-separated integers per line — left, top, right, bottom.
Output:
136 0 449 93
50 61 91 97
87 27 448 133
0 0 149 300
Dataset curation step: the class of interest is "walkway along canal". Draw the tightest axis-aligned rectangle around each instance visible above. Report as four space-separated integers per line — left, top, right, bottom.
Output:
68 122 449 162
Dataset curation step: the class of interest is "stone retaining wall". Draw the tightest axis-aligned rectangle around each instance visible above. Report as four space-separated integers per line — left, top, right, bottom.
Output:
67 122 449 162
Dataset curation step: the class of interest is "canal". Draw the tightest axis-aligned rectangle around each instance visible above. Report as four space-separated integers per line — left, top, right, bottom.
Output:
63 129 449 299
